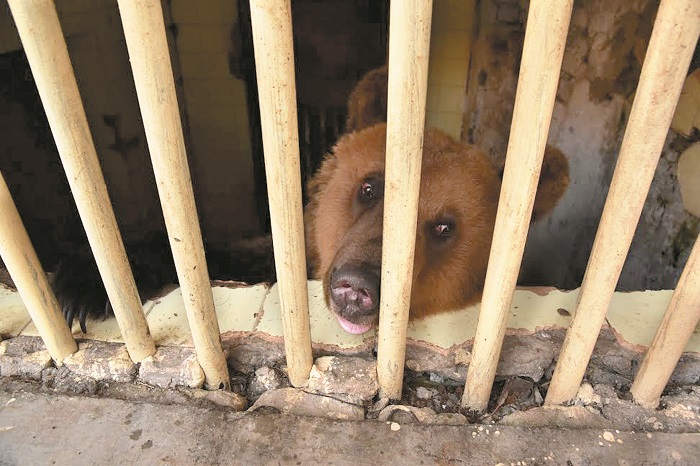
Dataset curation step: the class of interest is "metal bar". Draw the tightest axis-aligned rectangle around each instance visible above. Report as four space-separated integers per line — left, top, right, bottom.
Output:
376 0 433 399
545 0 700 406
249 0 313 387
0 173 77 362
117 0 230 389
630 235 700 408
462 0 573 412
7 0 155 362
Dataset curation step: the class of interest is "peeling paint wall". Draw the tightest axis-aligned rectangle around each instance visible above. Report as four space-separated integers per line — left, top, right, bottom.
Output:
168 0 260 246
463 0 699 291
1 0 696 292
0 0 163 266
0 0 261 263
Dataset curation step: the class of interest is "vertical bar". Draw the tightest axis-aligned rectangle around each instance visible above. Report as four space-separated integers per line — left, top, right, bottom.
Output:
376 0 433 399
545 0 700 406
0 173 77 362
7 0 156 362
462 0 573 412
630 235 700 408
249 0 313 387
117 0 229 390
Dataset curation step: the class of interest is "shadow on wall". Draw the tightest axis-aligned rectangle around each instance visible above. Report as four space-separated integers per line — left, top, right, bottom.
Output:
463 0 700 291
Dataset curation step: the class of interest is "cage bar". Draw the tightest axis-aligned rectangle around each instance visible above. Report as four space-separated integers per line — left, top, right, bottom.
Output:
249 0 313 387
376 0 433 399
7 0 156 362
461 0 573 412
630 235 700 408
0 173 77 362
117 0 230 390
545 0 700 406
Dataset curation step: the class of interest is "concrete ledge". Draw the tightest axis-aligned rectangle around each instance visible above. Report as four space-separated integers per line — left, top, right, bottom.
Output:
2 280 699 433
0 388 697 465
3 282 697 356
1 281 699 388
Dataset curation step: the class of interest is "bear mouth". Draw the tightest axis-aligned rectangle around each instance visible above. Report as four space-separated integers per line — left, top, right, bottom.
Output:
335 314 374 335
325 264 380 334
326 294 378 334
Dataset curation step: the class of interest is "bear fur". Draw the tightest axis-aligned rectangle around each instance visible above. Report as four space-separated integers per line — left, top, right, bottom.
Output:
52 65 568 335
304 65 569 334
305 123 568 334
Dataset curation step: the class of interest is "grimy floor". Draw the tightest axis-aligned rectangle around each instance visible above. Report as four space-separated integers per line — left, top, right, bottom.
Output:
0 385 697 466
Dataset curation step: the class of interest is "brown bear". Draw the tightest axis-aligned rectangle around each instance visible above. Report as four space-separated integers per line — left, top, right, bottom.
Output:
305 123 568 334
53 66 568 336
305 65 569 334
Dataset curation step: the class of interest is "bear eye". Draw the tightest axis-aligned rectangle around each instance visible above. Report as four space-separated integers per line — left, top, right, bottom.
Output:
433 223 452 237
361 182 375 202
358 175 384 206
428 216 456 243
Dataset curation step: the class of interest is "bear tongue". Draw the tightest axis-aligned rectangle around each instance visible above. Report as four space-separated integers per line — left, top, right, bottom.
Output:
336 315 373 335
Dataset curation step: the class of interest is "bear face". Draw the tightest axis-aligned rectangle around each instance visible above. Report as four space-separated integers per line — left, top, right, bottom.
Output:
306 123 502 334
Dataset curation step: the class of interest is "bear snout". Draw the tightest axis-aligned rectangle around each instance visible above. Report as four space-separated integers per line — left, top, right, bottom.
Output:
328 264 380 334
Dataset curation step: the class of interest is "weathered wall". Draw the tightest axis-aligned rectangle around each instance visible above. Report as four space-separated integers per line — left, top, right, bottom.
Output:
0 0 261 262
169 0 260 246
463 0 699 291
425 0 477 139
0 1 163 265
1 0 696 292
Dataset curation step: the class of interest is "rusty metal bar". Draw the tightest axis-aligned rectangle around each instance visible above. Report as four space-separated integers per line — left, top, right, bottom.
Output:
545 0 700 406
249 0 313 387
630 235 700 408
7 0 156 362
0 172 77 362
462 0 573 412
117 0 230 389
376 0 433 399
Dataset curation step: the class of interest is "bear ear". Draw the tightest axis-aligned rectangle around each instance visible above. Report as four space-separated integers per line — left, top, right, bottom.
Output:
532 145 570 222
345 65 388 133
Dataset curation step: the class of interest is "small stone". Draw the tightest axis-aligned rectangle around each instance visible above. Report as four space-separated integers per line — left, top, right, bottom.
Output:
0 337 53 380
602 431 615 442
63 341 136 384
250 388 365 421
390 422 400 431
377 405 437 424
307 356 378 402
575 383 601 406
416 386 434 400
193 389 247 411
139 346 204 389
497 336 555 382
370 397 390 413
248 366 285 398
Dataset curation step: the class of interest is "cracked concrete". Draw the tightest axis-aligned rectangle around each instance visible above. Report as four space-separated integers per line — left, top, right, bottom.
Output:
0 385 698 466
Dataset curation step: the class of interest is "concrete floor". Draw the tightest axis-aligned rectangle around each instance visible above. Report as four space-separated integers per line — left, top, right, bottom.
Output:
0 386 698 465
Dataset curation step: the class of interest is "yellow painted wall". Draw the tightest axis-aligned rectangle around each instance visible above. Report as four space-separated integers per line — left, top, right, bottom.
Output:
170 0 259 245
425 0 476 139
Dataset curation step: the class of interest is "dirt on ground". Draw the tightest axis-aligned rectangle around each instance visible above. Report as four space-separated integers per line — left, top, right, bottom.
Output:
2 354 698 435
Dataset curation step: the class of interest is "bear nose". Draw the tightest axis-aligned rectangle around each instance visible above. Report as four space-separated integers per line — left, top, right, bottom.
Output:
330 265 380 316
